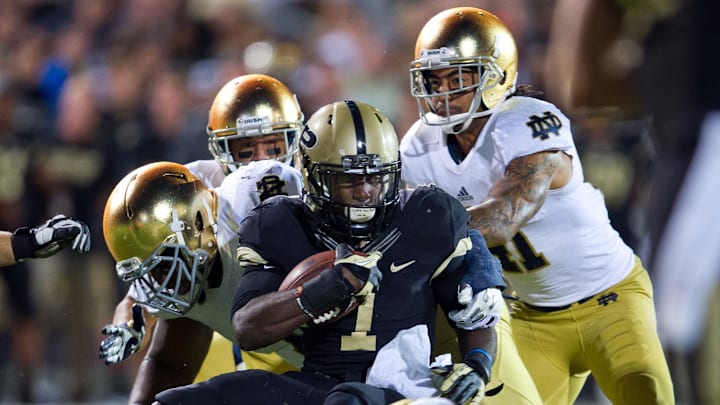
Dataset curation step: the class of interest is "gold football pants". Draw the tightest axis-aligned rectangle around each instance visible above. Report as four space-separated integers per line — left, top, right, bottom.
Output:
510 257 674 405
434 304 543 404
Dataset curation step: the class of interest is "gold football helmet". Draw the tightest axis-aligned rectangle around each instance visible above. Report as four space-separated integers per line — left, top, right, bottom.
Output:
298 100 401 241
103 161 219 315
410 7 518 131
207 74 304 173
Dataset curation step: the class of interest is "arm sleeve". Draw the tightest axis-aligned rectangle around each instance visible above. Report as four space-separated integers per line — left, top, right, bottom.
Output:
231 263 286 315
462 229 506 291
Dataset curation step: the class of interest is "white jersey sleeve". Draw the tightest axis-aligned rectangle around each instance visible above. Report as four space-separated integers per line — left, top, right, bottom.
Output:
184 159 226 188
488 97 574 164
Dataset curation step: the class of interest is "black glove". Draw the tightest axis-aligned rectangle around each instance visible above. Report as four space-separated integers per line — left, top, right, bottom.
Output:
12 215 91 261
333 243 382 296
296 244 382 324
432 349 493 404
99 304 146 365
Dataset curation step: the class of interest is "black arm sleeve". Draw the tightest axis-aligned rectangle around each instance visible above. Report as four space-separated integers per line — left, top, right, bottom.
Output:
432 255 466 314
231 263 286 315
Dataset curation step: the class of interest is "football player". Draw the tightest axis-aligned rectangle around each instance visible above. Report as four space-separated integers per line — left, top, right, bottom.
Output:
99 74 304 375
153 100 503 405
0 214 90 266
102 160 304 404
187 72 303 187
401 7 673 405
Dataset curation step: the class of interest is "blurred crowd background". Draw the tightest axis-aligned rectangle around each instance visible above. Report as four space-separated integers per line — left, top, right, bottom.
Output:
0 0 714 404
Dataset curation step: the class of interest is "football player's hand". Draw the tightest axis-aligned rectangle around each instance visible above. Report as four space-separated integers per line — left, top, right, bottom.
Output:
12 215 91 261
449 285 503 330
334 243 383 295
432 348 492 404
432 362 486 404
99 304 146 365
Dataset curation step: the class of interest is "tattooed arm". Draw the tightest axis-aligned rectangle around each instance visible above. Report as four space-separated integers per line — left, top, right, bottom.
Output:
467 150 572 247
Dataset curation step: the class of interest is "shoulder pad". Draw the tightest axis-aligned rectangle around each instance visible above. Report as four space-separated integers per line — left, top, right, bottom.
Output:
491 97 574 162
237 198 320 271
401 119 443 148
398 185 469 238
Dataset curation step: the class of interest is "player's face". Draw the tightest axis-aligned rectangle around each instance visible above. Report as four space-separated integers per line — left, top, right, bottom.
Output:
146 211 217 296
331 174 386 206
148 251 194 295
424 67 477 116
229 133 286 163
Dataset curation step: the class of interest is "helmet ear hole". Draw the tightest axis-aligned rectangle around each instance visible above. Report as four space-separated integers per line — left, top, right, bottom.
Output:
195 211 204 232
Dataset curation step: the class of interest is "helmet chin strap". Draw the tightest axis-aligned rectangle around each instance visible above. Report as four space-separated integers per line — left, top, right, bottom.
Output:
222 152 238 173
169 209 186 246
441 110 490 134
202 197 218 236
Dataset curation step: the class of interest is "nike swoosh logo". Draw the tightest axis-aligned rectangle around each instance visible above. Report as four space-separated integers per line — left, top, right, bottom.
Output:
390 260 416 273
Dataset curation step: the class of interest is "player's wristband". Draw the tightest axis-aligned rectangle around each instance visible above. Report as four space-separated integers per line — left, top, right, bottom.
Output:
296 266 354 323
10 227 34 261
464 348 493 384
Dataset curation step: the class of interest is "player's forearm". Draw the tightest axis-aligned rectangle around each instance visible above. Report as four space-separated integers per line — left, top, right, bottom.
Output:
467 152 559 246
129 318 210 403
0 231 16 266
467 198 526 247
467 187 545 247
232 291 309 351
456 327 497 361
113 294 139 324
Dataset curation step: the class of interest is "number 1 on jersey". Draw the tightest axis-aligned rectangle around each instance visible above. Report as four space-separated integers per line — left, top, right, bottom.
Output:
340 293 377 351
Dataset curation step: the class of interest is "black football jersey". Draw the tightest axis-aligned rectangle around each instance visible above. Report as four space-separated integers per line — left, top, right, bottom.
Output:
234 185 470 379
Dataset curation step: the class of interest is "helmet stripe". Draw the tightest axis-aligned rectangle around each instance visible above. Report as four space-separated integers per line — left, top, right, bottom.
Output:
344 100 366 154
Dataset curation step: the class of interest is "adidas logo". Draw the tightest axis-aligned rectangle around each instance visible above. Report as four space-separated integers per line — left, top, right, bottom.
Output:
456 186 474 202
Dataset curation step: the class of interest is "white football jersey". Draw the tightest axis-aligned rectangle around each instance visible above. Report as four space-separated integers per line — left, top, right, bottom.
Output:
215 160 304 228
401 96 635 306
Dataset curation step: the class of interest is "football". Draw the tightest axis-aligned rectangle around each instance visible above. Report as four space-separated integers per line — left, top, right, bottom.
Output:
279 249 364 323
278 250 336 291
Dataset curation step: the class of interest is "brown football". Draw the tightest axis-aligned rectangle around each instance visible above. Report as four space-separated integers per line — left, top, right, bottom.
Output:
278 250 336 291
279 249 363 323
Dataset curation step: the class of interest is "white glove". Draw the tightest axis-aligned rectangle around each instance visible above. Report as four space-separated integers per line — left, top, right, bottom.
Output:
12 214 91 260
449 285 503 330
99 304 146 365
